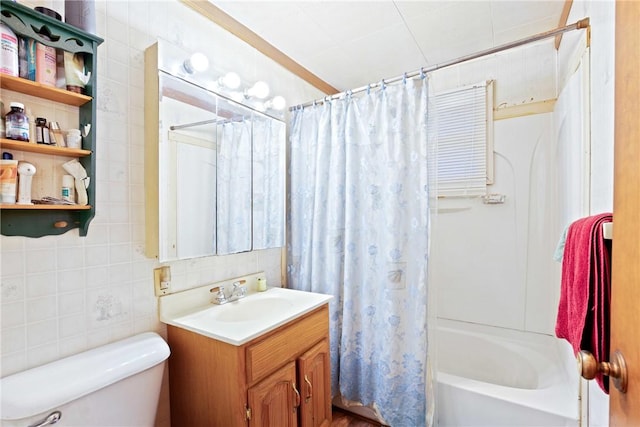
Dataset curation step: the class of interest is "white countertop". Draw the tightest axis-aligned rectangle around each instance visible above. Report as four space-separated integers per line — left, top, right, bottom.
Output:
159 274 332 346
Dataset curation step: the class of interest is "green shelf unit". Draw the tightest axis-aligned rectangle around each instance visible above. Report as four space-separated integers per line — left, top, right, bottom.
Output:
1 0 103 237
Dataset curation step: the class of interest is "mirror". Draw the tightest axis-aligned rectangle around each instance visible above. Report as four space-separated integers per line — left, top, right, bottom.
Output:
148 60 285 261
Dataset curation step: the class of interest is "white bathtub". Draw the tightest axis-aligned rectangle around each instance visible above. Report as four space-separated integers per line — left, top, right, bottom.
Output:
436 320 580 426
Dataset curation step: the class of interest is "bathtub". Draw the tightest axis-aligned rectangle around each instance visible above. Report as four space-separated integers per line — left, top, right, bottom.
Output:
436 320 580 426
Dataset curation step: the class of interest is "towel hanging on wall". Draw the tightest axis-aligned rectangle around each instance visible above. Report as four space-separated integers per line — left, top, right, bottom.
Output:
555 212 613 393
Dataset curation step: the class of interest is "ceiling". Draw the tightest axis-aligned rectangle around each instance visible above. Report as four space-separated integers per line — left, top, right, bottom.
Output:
212 1 568 93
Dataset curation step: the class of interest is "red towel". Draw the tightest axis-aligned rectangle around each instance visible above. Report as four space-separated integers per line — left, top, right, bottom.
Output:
555 213 612 393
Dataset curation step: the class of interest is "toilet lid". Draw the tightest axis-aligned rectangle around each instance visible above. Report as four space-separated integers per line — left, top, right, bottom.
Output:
0 332 169 420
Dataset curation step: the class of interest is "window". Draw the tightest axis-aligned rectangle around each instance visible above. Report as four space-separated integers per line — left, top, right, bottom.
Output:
434 80 494 197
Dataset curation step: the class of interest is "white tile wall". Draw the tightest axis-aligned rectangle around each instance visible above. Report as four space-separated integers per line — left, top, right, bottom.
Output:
1 2 323 425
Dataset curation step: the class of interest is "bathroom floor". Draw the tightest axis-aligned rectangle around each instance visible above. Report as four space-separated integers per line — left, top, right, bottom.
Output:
331 409 385 427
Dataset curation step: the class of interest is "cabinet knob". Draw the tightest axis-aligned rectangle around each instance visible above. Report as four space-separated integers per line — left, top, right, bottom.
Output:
577 349 628 393
53 221 68 229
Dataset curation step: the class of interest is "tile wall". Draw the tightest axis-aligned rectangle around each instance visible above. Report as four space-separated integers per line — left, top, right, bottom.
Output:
1 2 323 425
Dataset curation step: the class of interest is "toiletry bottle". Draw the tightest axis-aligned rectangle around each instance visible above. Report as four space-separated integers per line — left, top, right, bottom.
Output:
0 23 19 76
66 128 81 148
35 41 57 87
0 152 18 204
25 107 36 143
36 118 51 144
61 174 75 203
0 99 5 138
5 102 29 141
257 277 267 292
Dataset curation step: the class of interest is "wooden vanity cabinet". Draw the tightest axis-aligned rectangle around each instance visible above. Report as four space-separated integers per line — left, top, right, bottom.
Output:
167 304 332 427
247 361 298 427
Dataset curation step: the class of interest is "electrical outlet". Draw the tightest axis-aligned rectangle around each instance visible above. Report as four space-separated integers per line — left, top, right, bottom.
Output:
154 266 171 296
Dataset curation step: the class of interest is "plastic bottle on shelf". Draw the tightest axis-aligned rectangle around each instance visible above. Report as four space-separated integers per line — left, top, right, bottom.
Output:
5 102 30 142
1 23 18 76
61 174 75 203
0 99 5 139
66 128 81 149
18 37 36 81
25 107 36 144
36 41 57 86
35 117 51 144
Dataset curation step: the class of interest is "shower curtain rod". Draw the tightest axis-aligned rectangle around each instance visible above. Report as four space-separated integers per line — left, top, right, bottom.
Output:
290 17 590 110
169 117 239 130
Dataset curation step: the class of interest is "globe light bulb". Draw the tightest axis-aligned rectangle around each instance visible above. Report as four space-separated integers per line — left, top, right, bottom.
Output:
270 95 286 110
220 72 241 89
246 81 270 99
183 52 209 74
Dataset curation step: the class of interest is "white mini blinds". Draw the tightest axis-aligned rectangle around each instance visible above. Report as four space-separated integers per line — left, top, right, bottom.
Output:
434 80 494 197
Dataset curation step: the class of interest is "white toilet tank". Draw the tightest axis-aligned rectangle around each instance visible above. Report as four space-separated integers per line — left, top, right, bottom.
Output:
0 332 170 427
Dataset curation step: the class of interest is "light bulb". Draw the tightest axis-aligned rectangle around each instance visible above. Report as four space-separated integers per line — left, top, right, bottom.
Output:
269 95 286 110
219 72 241 89
246 81 270 99
183 52 209 74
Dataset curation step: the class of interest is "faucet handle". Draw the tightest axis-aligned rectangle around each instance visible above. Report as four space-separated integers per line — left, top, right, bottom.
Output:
232 280 247 297
210 286 227 304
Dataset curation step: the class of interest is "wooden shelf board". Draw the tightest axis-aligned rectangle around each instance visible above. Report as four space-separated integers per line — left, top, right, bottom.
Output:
1 204 91 210
0 74 92 107
0 139 91 157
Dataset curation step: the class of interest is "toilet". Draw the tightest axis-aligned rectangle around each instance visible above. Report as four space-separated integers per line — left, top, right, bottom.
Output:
0 332 170 427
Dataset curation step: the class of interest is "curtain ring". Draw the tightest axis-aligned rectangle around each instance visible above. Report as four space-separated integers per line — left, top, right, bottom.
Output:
380 79 386 90
403 72 407 85
366 84 371 95
420 68 426 80
346 90 353 99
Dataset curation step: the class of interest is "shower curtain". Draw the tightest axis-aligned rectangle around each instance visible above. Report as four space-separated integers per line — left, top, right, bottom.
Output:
252 117 286 250
217 120 252 254
288 77 433 426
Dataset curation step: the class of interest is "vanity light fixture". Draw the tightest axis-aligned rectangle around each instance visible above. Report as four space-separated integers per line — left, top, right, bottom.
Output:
218 72 241 89
183 52 209 74
264 95 286 111
245 80 270 100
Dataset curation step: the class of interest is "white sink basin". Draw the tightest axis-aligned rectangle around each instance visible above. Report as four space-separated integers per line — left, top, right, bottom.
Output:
163 287 332 345
209 297 294 323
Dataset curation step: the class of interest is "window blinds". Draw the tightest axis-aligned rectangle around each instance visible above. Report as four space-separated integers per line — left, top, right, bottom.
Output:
434 81 492 197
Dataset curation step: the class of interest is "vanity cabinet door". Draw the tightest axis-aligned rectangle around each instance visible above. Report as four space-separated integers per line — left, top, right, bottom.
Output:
248 361 299 427
298 339 332 427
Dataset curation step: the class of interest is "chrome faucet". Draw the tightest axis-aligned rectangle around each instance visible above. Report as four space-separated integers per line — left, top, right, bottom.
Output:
210 280 247 305
231 281 247 299
212 286 227 305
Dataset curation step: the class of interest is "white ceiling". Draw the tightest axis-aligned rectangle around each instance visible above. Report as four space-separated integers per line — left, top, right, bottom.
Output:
213 1 567 93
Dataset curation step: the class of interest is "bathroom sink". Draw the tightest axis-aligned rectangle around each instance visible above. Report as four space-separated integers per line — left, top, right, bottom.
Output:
163 286 332 345
209 297 293 322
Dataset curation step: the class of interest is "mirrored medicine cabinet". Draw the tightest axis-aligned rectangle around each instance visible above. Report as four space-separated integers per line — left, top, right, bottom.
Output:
144 40 285 262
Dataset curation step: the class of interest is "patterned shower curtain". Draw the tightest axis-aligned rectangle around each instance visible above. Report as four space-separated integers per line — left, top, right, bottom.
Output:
217 120 252 254
288 77 433 426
